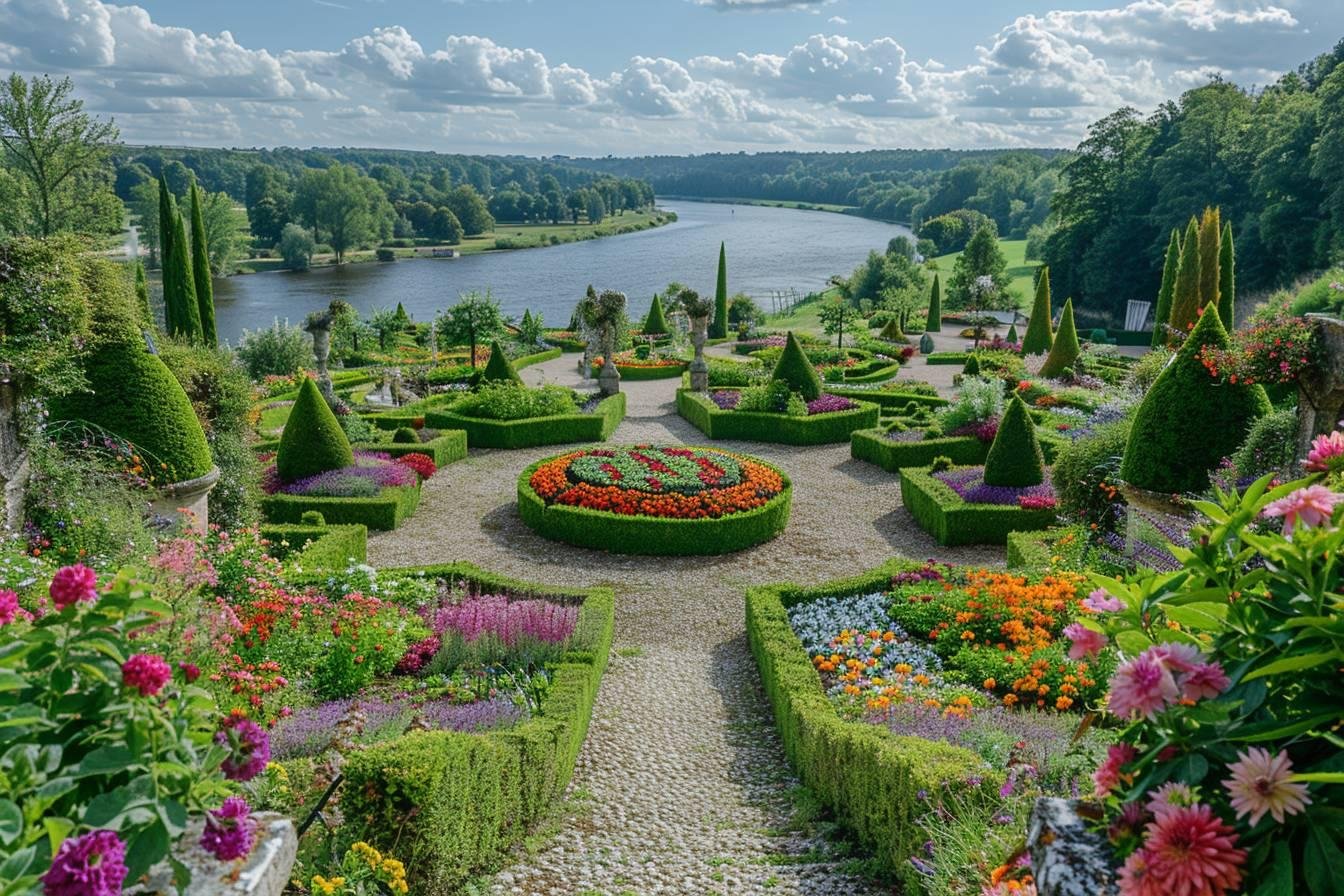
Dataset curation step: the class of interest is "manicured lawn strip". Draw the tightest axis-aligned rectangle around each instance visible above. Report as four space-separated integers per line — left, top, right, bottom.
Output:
259 523 368 568
516 453 793 555
338 563 614 894
825 388 948 411
677 389 879 445
425 393 626 449
898 466 1057 545
260 483 421 531
746 560 999 893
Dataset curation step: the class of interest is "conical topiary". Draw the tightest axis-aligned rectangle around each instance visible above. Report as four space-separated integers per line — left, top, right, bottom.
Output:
878 318 907 343
983 393 1045 487
709 242 728 338
643 293 670 336
963 354 981 376
1120 304 1271 495
1039 297 1080 378
277 377 354 484
925 273 942 332
1021 266 1053 355
395 302 410 324
189 183 216 347
770 331 823 401
1152 228 1181 348
1218 221 1235 329
1168 217 1202 336
481 339 523 384
1006 323 1018 343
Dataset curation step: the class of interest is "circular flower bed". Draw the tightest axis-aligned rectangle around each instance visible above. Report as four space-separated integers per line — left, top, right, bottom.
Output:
591 351 689 379
517 445 792 554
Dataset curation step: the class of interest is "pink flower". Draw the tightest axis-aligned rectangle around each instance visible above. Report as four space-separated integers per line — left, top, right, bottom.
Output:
1181 662 1230 701
1093 743 1137 798
1223 747 1311 826
1107 650 1180 720
1262 485 1344 535
1305 430 1344 473
1082 588 1123 613
1151 642 1203 674
49 564 98 610
200 796 256 862
1146 782 1194 818
1063 622 1107 660
1119 804 1245 896
179 662 202 683
0 589 17 625
121 653 172 697
41 830 128 896
216 715 270 782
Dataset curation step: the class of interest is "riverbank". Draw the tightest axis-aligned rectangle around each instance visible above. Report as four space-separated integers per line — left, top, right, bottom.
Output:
230 208 676 275
657 195 909 227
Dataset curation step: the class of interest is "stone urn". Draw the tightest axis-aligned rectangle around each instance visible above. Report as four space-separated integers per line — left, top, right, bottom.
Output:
1297 314 1344 460
150 466 221 534
688 315 710 392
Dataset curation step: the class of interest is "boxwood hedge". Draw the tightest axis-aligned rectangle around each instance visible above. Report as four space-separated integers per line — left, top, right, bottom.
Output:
677 389 879 445
516 451 792 555
354 431 467 466
590 360 689 380
426 392 626 449
899 466 1057 545
259 523 367 568
853 427 1067 473
747 561 999 893
260 482 421 530
826 388 948 411
924 352 971 365
340 563 613 894
512 346 564 370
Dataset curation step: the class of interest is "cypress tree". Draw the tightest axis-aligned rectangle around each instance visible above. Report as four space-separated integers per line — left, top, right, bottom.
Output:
1218 221 1235 329
1020 265 1054 355
770 331 823 401
1198 207 1221 312
983 394 1045 487
1169 217 1202 336
1039 297 1081 378
642 293 670 335
1151 229 1181 348
709 242 728 338
925 273 942 332
189 183 216 346
157 176 174 272
395 302 410 323
165 209 202 342
133 259 152 328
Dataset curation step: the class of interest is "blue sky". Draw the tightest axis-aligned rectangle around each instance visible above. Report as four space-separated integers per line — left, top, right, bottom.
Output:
1 0 1341 154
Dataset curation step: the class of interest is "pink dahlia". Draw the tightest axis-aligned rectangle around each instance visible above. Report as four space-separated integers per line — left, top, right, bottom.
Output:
1262 485 1344 535
1093 743 1137 798
1223 747 1311 826
200 796 256 861
1145 781 1195 818
122 653 172 697
1151 642 1203 674
1063 622 1107 660
0 589 17 625
216 714 270 782
1180 662 1230 701
1305 430 1344 473
41 830 128 896
1123 804 1245 896
1083 588 1123 613
1107 650 1180 720
49 564 98 610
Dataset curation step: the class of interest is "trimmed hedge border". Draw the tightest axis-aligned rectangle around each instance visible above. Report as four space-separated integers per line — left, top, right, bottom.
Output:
899 466 1057 545
1006 528 1059 571
747 560 999 893
516 448 792 555
339 562 614 894
514 346 564 370
852 428 1067 473
263 370 379 403
924 352 971 365
260 483 421 531
356 431 467 466
589 360 689 380
259 523 368 568
677 389 879 445
425 392 626 449
839 361 904 384
826 387 948 411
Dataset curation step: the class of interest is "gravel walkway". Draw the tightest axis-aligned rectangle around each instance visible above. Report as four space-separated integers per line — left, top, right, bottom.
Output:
366 352 1003 896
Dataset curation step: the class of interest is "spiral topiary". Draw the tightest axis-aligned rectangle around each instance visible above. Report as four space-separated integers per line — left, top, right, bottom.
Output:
770 332 823 401
277 378 354 484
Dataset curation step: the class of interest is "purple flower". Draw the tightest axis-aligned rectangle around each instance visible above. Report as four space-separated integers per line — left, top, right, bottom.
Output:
430 594 578 646
269 696 525 760
200 796 256 862
934 468 1056 507
275 452 418 496
216 715 270 781
709 390 741 410
806 394 858 415
42 830 128 896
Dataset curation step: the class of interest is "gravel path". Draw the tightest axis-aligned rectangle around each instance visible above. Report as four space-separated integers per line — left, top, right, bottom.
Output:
366 352 1003 896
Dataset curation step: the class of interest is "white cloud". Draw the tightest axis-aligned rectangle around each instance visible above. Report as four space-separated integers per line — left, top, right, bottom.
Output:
828 16 847 25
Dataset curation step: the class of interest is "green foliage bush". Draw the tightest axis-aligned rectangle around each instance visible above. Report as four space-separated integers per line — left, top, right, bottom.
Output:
938 376 1004 434
1289 268 1344 316
260 523 368 569
300 511 326 525
393 426 419 444
449 383 577 421
707 358 767 388
276 378 354 484
770 332 824 401
678 390 879 446
428 392 625 449
1228 408 1300 482
1052 418 1132 535
237 320 311 380
983 394 1045 487
481 339 523 384
1120 306 1271 494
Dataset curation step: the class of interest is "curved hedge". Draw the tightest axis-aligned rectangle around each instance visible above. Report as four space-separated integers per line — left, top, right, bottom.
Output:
339 563 613 894
259 523 368 569
826 388 948 412
260 483 420 531
517 449 792 555
354 431 468 467
853 427 1068 473
512 346 563 370
747 561 998 893
677 389 879 445
590 360 689 380
839 360 903 384
426 392 626 449
899 466 1056 545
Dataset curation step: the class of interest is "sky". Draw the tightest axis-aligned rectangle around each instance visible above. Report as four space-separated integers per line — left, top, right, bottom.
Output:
1 0 1341 156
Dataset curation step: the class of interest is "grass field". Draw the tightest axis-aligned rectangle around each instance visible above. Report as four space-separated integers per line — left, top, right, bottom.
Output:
931 239 1037 309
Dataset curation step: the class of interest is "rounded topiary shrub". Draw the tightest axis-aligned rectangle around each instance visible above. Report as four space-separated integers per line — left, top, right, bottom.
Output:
770 332 823 401
877 319 907 343
277 378 354 484
983 394 1045 487
1120 305 1271 495
50 337 214 484
481 339 522 384
300 510 327 526
392 426 420 444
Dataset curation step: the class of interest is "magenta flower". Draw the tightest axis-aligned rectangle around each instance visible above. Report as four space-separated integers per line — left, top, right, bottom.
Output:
41 830 128 896
1093 743 1137 798
1063 622 1107 660
49 564 98 610
216 715 271 781
200 796 256 862
1223 747 1311 826
1145 781 1194 818
0 589 17 625
1082 588 1123 613
1181 662 1230 701
121 653 172 697
1305 430 1344 473
179 662 202 683
1262 485 1344 535
1107 650 1180 720
1118 804 1245 896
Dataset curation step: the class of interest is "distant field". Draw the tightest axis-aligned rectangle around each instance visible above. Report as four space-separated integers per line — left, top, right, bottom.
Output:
660 195 859 214
931 239 1037 309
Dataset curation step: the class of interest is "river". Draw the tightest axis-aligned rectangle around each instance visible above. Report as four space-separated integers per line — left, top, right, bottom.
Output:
212 200 910 344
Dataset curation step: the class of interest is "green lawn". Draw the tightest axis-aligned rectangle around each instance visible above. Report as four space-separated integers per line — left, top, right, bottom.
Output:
931 239 1037 309
764 285 842 336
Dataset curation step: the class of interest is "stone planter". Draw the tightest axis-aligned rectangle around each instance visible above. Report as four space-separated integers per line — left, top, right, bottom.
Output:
1119 482 1194 564
151 466 220 533
1027 798 1117 896
130 812 297 896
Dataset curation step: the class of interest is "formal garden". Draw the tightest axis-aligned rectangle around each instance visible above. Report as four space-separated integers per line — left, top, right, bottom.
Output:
1 208 1342 896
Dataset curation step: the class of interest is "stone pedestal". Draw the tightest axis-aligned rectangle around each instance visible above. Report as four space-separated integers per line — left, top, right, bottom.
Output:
1297 315 1344 460
130 813 297 896
597 327 621 396
689 317 709 392
150 466 220 533
1027 798 1117 896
